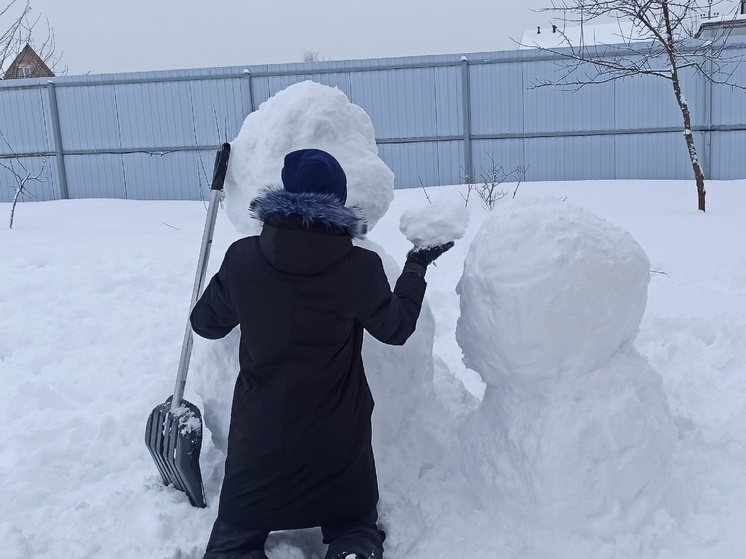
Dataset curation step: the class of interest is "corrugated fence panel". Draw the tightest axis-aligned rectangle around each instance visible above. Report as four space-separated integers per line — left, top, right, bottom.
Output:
471 139 526 181
378 141 463 189
188 78 245 146
55 85 121 151
614 73 681 131
433 66 463 138
614 132 692 180
65 154 126 198
349 71 389 136
711 131 746 180
0 156 60 202
121 150 207 200
351 69 415 139
115 80 195 149
524 59 616 134
678 65 707 127
233 65 464 142
470 61 525 136
708 45 746 180
403 66 444 139
712 47 746 128
525 135 616 181
350 66 459 140
0 88 53 154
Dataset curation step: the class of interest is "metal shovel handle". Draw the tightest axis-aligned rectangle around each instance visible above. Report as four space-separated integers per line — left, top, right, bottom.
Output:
171 143 231 411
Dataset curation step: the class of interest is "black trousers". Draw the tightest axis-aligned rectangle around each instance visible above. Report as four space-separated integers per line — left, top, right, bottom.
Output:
203 509 385 559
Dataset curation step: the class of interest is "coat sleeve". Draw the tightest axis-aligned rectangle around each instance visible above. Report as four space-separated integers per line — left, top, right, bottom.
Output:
356 257 426 346
190 255 239 340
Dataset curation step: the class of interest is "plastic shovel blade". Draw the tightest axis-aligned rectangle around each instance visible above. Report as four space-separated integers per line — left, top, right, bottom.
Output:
145 396 207 508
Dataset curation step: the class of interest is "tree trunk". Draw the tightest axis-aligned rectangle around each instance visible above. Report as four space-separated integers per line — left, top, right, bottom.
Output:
663 2 706 212
9 184 22 229
676 96 706 212
673 83 707 212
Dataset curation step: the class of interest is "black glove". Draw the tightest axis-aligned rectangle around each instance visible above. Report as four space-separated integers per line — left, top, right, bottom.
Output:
403 241 455 277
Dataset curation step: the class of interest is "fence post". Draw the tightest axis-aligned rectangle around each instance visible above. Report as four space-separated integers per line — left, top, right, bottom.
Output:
46 80 69 200
242 69 255 116
461 56 473 183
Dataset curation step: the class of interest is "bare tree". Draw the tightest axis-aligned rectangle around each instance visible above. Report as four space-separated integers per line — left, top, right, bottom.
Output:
1 129 46 229
532 0 745 212
1 0 65 77
303 49 324 63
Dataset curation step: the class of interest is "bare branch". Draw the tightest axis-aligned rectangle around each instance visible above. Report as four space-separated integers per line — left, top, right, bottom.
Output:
526 0 744 211
0 0 30 72
418 176 432 205
466 154 527 211
1 126 46 228
1 0 66 76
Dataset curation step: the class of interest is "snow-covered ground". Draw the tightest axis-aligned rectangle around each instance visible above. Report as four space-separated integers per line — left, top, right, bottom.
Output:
2 178 746 559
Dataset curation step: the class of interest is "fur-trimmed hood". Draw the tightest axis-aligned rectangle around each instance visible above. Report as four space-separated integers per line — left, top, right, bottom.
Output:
249 187 367 239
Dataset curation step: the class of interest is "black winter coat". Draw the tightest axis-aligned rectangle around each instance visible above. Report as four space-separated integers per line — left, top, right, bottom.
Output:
190 189 426 531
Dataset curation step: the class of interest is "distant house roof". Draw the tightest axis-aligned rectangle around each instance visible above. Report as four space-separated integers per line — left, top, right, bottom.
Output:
519 21 652 50
3 44 55 80
696 12 746 38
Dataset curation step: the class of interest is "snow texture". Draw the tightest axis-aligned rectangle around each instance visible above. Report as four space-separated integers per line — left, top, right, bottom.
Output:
4 180 746 558
458 197 651 380
457 197 678 534
399 197 469 247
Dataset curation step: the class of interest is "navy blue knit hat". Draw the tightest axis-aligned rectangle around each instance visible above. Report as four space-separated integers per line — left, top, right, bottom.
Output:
281 148 347 204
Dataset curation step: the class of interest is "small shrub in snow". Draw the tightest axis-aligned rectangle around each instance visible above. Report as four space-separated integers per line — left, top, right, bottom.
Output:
464 154 526 211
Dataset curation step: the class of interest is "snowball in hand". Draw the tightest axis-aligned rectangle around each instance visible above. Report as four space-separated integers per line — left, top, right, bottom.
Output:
399 199 469 247
223 80 395 235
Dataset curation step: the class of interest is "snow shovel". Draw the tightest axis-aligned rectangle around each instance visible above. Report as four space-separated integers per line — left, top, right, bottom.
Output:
145 142 231 508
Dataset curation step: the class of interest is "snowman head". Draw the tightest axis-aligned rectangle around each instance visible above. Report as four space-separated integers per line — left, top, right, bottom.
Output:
456 197 651 385
223 81 394 236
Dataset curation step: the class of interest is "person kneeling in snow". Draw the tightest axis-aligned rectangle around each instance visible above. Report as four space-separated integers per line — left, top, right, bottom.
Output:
190 148 452 559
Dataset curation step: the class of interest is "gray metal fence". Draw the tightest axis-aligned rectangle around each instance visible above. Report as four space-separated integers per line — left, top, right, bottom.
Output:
1 41 745 203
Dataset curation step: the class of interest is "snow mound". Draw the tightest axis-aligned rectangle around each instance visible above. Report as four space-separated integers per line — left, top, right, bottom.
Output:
456 197 678 535
462 350 677 534
223 80 394 235
399 198 469 247
457 197 651 382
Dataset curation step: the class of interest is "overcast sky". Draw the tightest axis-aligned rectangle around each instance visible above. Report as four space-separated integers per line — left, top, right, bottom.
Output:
27 0 560 76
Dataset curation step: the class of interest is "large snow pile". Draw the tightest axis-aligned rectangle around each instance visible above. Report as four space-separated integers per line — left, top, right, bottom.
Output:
190 82 445 483
457 197 678 534
223 80 394 235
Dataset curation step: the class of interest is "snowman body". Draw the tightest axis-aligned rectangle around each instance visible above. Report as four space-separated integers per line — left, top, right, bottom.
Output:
457 198 676 533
